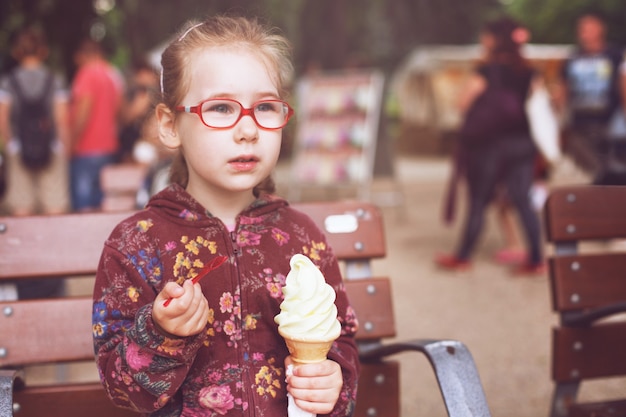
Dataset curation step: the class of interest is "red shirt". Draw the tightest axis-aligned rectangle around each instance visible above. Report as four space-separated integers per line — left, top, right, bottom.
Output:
71 60 123 155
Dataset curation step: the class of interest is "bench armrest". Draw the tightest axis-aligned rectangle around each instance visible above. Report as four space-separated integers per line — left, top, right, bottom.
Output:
360 339 491 417
562 301 626 327
0 369 23 416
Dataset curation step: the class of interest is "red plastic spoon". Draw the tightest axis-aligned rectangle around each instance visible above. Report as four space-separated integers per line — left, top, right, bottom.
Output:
163 255 228 307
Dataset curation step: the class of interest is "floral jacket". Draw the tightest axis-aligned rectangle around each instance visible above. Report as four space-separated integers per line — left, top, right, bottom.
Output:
92 184 360 417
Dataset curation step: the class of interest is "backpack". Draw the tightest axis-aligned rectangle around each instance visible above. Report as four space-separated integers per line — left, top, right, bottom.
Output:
9 71 55 170
459 68 526 147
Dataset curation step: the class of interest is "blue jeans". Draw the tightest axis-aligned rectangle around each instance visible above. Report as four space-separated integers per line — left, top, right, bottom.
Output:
70 154 116 211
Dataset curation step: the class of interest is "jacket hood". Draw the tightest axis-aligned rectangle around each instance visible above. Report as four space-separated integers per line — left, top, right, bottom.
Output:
145 183 289 225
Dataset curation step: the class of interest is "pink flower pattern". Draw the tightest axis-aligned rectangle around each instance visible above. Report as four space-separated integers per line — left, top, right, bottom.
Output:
270 227 289 246
198 385 235 415
126 342 152 370
236 230 261 247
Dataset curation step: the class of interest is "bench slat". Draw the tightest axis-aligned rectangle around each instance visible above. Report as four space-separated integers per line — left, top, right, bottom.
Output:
0 281 397 368
549 253 626 311
345 277 396 340
0 297 94 367
13 383 137 417
100 163 148 194
293 201 386 260
355 362 400 417
0 202 384 278
0 211 132 278
552 321 626 382
544 186 626 242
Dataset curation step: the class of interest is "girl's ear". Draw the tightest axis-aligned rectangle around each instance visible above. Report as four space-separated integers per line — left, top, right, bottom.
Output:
156 103 181 149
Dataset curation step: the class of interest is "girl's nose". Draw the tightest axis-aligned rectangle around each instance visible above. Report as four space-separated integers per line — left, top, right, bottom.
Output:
234 114 259 142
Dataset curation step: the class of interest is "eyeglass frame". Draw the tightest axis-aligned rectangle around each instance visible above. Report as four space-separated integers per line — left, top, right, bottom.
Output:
175 98 295 130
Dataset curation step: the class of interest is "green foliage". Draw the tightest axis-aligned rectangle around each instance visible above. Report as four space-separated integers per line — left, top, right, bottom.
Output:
3 0 623 81
505 0 626 45
0 0 506 79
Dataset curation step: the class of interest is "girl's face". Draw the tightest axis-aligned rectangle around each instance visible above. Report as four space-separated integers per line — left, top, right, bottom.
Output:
162 47 284 206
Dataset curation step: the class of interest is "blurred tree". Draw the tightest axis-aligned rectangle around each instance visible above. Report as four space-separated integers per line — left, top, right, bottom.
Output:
0 0 96 77
0 0 504 79
294 0 502 73
505 0 626 45
385 0 502 46
14 0 620 83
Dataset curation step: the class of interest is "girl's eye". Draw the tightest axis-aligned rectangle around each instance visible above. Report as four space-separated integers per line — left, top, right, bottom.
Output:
205 102 235 114
256 101 279 113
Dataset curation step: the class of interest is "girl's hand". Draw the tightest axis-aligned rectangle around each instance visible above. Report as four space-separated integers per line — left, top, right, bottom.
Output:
285 356 343 415
152 280 209 337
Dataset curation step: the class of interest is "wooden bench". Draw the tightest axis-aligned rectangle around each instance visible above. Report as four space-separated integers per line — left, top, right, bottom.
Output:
99 162 148 212
0 201 491 417
544 185 626 417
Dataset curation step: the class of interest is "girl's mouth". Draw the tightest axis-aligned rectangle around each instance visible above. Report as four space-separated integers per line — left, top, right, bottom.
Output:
229 155 259 171
231 156 257 163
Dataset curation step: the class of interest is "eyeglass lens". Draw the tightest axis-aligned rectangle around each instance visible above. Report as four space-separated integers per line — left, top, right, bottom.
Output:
201 100 289 129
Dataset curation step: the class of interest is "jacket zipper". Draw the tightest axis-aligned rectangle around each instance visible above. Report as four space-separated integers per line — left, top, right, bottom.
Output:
229 228 255 417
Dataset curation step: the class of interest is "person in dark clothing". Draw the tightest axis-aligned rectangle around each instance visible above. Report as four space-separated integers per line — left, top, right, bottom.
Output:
436 17 545 275
556 11 625 184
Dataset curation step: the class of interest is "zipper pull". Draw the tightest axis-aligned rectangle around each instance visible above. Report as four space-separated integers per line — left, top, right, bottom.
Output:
230 231 240 256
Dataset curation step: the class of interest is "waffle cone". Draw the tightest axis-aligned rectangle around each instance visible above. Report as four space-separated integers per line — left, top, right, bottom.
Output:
282 335 334 364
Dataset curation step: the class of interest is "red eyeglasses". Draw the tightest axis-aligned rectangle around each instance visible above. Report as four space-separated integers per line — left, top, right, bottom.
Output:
175 98 294 130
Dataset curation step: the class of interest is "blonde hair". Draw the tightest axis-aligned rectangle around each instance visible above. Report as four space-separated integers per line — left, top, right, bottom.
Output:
160 15 293 196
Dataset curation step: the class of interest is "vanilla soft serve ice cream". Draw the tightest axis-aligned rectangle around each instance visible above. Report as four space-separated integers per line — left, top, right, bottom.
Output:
275 254 342 417
274 254 341 343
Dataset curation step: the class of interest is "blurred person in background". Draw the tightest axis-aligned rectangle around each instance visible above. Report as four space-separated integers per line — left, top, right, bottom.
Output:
69 38 124 211
0 26 70 217
555 10 625 185
116 59 175 209
443 20 538 266
0 26 70 299
436 17 545 275
118 59 160 163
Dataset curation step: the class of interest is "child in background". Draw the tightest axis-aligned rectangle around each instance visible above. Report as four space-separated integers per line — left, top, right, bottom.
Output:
118 60 160 163
92 15 359 417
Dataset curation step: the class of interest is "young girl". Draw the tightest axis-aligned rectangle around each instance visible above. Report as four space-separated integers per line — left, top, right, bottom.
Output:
92 15 359 417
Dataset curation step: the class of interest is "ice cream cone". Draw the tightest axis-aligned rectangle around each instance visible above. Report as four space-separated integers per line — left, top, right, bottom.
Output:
275 254 341 366
281 331 334 364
